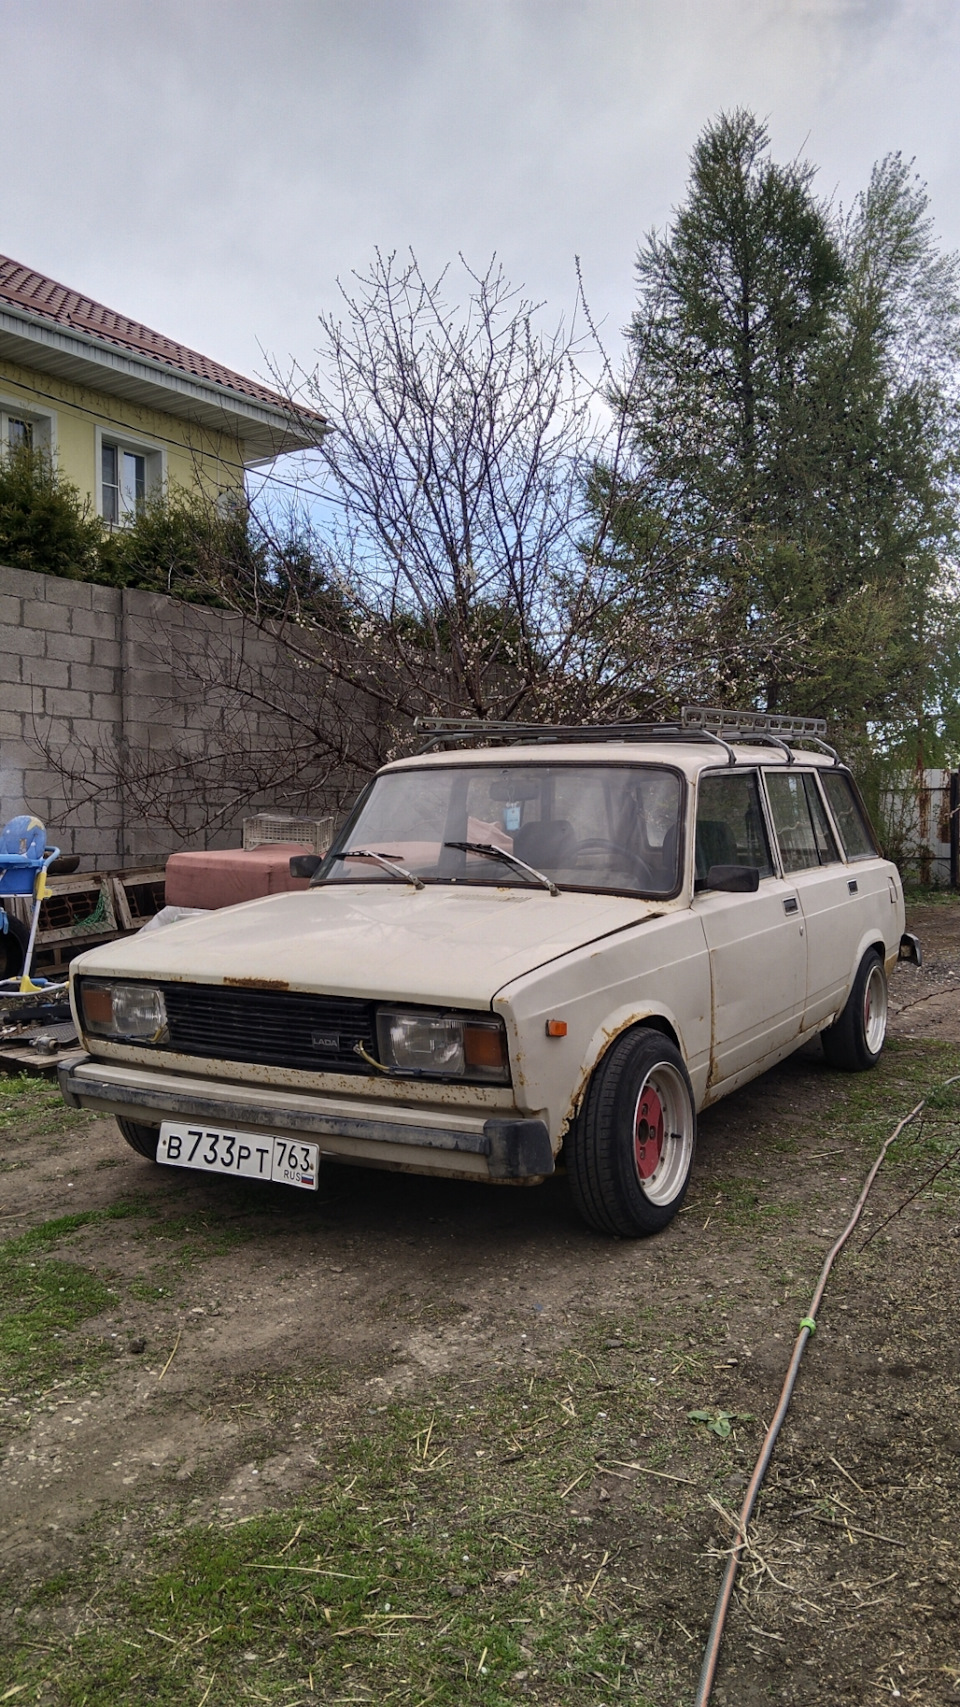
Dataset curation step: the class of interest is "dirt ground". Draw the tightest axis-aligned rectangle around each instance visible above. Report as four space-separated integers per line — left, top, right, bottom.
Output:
1 900 959 1705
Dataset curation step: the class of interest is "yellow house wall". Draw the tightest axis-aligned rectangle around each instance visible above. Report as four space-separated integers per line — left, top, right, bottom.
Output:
0 354 247 508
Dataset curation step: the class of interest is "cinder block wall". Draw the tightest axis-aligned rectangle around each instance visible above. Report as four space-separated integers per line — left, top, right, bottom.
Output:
0 567 124 864
0 564 351 868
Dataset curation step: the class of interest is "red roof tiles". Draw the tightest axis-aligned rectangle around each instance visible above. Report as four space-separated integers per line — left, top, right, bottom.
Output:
0 255 299 414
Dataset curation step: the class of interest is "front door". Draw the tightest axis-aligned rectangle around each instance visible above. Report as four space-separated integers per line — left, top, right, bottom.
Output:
692 769 806 1087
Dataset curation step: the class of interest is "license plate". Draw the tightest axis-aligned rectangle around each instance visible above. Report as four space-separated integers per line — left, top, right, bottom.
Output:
157 1122 319 1190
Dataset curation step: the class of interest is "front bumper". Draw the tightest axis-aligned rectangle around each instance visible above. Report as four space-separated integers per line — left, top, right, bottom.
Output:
58 1055 554 1182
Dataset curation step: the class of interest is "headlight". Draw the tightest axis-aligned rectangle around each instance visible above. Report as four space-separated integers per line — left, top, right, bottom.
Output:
376 1008 509 1083
79 980 169 1044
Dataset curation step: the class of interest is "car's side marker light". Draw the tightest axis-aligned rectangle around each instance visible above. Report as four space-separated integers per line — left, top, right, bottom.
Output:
546 1019 567 1037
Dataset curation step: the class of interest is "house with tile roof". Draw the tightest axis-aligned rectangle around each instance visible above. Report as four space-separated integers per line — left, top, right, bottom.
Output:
0 256 321 522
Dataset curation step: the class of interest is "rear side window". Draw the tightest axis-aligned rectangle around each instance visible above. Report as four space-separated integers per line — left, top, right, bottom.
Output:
695 771 774 884
765 772 840 872
820 772 878 860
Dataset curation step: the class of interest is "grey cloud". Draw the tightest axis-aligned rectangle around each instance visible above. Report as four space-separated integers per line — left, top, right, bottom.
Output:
0 0 958 389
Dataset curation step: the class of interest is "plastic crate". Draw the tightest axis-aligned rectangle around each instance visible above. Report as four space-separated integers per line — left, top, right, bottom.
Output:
242 815 334 855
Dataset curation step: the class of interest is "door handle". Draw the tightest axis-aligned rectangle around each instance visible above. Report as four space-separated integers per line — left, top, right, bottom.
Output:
848 879 858 894
783 896 799 915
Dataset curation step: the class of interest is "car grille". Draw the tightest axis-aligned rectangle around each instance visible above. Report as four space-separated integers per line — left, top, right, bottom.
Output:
161 984 377 1074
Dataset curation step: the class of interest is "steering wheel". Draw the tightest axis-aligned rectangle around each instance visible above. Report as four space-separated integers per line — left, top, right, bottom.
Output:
573 838 659 888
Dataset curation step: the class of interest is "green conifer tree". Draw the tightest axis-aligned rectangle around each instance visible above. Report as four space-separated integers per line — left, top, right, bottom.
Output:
606 113 960 758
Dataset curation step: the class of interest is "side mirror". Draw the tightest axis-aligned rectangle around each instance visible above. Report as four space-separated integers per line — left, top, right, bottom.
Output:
705 864 761 893
289 853 324 879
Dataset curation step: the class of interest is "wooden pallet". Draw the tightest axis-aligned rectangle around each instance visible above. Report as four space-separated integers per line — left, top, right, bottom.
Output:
111 868 166 930
3 866 166 978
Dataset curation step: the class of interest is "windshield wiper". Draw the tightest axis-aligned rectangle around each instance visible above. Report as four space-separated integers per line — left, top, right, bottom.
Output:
333 850 425 890
444 841 559 896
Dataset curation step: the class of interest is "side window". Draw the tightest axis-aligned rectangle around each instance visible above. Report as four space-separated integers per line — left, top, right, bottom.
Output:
805 775 841 864
695 771 774 885
766 772 840 872
820 772 878 859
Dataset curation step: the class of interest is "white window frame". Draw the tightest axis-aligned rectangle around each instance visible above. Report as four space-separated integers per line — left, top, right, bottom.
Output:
95 425 165 526
0 395 57 458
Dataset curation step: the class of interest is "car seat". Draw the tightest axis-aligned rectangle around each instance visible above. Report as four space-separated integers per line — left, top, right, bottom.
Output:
513 819 576 869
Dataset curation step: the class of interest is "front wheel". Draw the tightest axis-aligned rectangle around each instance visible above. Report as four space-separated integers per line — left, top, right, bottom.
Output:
566 1028 696 1237
117 1117 160 1159
822 948 888 1072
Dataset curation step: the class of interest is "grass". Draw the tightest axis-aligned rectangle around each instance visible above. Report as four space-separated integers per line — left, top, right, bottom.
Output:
0 1208 158 1393
0 1190 288 1398
0 1238 115 1392
1 1351 741 1706
777 1037 960 1172
0 1072 94 1140
900 883 959 907
1 1035 959 1703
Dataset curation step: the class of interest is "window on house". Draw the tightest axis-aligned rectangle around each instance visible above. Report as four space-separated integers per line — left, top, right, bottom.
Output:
6 418 33 451
102 444 146 524
0 406 52 457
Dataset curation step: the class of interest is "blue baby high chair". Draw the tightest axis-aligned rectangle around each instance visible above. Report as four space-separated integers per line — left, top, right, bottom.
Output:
0 815 61 991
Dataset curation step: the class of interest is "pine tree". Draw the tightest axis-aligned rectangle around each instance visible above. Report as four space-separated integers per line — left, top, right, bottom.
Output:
606 113 960 753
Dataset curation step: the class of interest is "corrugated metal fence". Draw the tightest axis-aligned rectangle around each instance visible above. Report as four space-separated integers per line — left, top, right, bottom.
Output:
880 768 960 887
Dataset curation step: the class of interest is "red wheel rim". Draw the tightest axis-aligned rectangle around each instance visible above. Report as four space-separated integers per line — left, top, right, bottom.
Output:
634 1082 664 1180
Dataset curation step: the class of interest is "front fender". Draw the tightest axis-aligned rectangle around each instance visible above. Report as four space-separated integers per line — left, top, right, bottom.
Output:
560 1001 699 1138
494 910 712 1143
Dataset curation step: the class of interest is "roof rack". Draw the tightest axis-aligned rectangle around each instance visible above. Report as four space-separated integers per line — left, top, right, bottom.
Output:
414 716 741 763
680 706 827 738
680 709 839 764
413 711 839 767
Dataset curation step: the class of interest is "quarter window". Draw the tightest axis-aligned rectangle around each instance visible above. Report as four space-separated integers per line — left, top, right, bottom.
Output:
820 772 877 859
695 771 774 885
765 772 840 872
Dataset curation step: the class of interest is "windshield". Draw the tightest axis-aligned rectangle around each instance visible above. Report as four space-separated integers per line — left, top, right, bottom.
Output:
318 762 683 897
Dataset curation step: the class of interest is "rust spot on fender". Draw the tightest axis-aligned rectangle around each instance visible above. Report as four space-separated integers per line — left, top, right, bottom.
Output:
559 1011 664 1140
556 1010 645 1133
223 976 290 990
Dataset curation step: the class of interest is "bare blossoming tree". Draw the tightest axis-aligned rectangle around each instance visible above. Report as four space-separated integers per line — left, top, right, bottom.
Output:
251 251 749 749
37 250 788 850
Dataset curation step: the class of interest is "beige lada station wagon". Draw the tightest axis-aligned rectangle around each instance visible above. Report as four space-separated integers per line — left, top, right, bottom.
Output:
60 711 917 1238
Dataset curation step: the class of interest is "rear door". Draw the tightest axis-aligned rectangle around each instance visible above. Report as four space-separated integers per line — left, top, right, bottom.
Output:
763 768 860 1029
692 769 806 1088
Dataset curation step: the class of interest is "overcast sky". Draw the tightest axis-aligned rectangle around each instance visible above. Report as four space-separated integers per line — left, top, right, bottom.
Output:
2 0 960 397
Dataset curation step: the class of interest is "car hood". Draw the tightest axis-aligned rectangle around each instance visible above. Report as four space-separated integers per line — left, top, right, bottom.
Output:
73 883 663 1007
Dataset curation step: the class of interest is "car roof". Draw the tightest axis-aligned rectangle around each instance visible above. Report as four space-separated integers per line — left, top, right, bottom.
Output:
382 741 840 782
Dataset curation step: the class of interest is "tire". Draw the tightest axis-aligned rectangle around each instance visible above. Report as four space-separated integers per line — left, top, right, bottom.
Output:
822 948 888 1072
0 915 29 981
566 1028 696 1237
117 1117 160 1160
